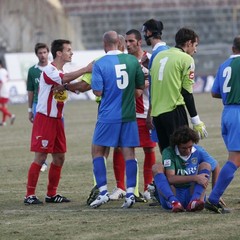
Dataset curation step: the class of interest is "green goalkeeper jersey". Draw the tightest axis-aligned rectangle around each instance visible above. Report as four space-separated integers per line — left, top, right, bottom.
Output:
150 47 195 117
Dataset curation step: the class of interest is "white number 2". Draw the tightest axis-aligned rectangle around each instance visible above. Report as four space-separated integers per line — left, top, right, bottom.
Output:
115 64 129 89
223 66 231 93
158 57 168 81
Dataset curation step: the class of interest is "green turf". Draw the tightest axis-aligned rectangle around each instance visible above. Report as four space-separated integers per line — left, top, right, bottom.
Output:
1 94 240 240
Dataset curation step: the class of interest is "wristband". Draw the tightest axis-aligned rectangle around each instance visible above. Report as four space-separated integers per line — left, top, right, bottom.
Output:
28 108 32 113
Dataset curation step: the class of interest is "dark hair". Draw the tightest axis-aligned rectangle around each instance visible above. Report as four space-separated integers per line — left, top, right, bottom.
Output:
170 126 199 147
142 19 164 39
34 43 49 55
51 39 71 59
126 29 142 41
233 36 240 51
175 28 199 47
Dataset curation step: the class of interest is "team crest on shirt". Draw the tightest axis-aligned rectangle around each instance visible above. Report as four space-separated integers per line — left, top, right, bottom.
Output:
189 63 195 80
164 159 171 167
41 140 48 148
191 158 198 164
53 90 68 102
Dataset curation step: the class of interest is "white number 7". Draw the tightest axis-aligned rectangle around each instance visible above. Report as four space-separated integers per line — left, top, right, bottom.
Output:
115 64 129 89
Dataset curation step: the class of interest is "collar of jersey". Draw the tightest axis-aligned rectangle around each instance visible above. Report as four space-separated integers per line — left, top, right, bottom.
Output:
175 145 197 161
152 41 167 51
106 50 123 55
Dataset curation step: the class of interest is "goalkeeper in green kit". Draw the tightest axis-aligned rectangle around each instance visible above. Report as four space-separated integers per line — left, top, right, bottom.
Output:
148 27 207 153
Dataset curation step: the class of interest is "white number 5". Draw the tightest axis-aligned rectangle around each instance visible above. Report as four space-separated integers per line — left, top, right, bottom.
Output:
115 64 129 89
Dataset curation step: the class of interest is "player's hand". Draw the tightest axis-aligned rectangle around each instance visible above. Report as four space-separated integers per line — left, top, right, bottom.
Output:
191 115 208 139
52 85 65 92
28 112 34 123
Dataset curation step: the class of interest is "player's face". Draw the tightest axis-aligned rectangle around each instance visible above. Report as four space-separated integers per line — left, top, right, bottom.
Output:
177 140 193 157
186 39 198 56
37 48 49 64
125 34 141 56
61 43 73 63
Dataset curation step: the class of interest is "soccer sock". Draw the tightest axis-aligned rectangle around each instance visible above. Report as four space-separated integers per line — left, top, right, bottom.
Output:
191 169 210 200
26 162 41 197
93 156 107 191
2 107 11 122
126 159 137 197
113 149 125 190
154 173 178 203
209 161 238 204
133 161 140 197
143 151 156 191
92 157 107 186
47 163 62 197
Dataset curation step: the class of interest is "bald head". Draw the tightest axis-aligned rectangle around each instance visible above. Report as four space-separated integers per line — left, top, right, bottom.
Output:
103 31 119 52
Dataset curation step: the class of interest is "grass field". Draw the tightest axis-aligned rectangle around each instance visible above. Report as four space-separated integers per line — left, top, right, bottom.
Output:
1 93 240 240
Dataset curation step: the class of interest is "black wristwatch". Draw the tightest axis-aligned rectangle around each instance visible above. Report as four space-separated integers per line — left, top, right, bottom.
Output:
63 83 69 91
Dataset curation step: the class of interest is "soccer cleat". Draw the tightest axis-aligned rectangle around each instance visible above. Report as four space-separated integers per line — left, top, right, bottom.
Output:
109 187 126 200
40 162 48 172
121 194 135 208
24 195 43 205
143 190 151 201
90 192 110 208
171 201 185 213
45 194 70 203
86 185 99 205
0 122 6 126
204 199 230 214
10 114 16 125
134 192 147 203
186 199 204 212
147 182 161 206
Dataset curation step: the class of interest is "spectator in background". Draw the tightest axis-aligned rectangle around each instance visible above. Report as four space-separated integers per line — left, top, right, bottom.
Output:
27 43 50 172
0 60 15 126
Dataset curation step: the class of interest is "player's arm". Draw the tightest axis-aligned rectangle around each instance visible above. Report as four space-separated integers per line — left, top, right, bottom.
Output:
212 92 221 99
182 88 208 139
62 61 93 84
165 169 209 188
53 80 91 93
27 91 34 123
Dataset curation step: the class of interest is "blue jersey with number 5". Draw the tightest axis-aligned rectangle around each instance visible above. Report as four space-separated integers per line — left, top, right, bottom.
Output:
92 51 144 123
212 55 240 105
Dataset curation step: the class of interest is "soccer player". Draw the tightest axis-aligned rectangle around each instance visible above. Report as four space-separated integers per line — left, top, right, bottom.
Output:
27 43 50 172
152 126 221 212
0 60 15 126
90 31 145 208
142 19 169 144
204 36 240 214
24 39 92 205
109 29 156 201
149 27 207 153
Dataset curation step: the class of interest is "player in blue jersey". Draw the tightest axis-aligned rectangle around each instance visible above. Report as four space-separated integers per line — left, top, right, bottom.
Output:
90 31 145 208
151 126 221 212
204 36 240 214
142 19 169 144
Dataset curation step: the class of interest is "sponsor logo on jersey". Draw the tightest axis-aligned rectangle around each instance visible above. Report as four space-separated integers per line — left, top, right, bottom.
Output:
53 90 68 102
164 159 171 167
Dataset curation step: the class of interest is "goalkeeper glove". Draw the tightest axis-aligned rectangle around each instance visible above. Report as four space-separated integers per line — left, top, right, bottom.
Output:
191 115 208 139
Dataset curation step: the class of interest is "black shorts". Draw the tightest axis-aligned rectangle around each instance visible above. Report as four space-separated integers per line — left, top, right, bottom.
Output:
153 105 188 153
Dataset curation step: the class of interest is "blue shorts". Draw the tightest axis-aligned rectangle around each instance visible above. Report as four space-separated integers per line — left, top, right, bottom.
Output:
92 121 140 147
160 187 192 210
222 106 240 151
150 128 159 142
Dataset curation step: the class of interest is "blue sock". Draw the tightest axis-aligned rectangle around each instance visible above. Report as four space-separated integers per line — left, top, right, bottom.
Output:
209 161 238 204
126 159 137 197
154 173 178 203
93 157 107 189
191 169 210 200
